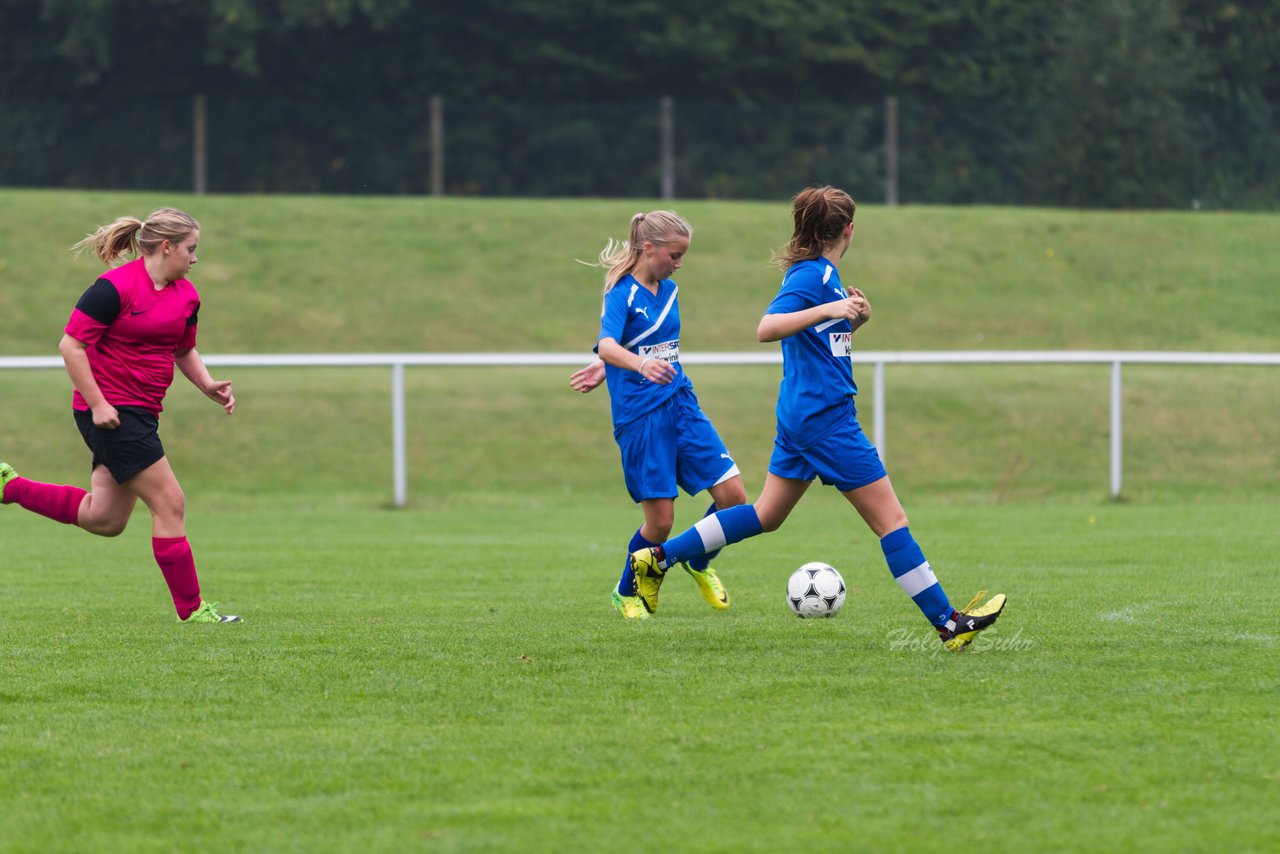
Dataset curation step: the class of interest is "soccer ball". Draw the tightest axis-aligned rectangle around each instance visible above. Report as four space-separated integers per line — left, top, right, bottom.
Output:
786 562 847 618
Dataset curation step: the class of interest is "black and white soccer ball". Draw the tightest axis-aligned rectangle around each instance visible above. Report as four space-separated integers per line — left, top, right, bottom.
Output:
786 562 847 618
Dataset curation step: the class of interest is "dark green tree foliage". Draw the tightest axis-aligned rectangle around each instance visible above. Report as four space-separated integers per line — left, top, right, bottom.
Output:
1031 0 1197 207
0 0 1274 206
1180 0 1280 206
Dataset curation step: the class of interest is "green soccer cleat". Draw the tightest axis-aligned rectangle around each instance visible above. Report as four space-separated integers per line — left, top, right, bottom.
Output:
937 591 1006 651
181 600 242 624
611 588 650 620
629 546 669 614
0 461 18 499
683 564 730 610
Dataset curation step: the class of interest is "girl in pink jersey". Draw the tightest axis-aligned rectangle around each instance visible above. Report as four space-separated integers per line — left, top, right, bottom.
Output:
1 208 240 624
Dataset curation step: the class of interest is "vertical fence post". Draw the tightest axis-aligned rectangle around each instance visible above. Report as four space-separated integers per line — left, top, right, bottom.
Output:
884 96 898 206
660 95 675 200
430 95 445 196
1110 360 1122 499
392 362 407 507
193 94 208 195
873 360 886 463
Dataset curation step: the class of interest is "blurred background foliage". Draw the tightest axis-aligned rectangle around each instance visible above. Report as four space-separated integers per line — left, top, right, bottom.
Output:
1 0 1276 207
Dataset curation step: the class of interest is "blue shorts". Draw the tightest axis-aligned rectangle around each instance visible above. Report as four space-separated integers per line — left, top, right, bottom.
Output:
768 415 886 493
614 387 739 503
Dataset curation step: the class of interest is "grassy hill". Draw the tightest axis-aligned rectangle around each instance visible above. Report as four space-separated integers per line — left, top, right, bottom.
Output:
1 189 1276 506
2 189 1277 355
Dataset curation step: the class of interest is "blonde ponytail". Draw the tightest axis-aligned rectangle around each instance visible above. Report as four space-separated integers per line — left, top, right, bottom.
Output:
71 207 200 266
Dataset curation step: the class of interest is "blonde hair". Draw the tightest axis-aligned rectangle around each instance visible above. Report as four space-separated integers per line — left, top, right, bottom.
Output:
71 207 201 265
591 210 692 292
772 187 856 269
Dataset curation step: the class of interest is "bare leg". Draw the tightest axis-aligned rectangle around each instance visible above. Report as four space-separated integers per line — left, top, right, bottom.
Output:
638 497 675 544
840 475 908 538
684 473 751 578
753 473 812 532
125 457 200 618
842 475 955 627
77 465 140 536
707 474 748 510
124 456 186 537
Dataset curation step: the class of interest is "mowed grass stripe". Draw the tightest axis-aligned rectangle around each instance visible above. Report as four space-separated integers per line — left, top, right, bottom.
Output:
1 502 1277 851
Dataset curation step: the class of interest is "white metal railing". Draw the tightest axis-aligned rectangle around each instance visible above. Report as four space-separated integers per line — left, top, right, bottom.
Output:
3 351 1277 505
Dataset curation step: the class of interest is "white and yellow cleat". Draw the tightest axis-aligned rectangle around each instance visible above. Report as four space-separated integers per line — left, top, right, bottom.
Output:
937 591 1006 651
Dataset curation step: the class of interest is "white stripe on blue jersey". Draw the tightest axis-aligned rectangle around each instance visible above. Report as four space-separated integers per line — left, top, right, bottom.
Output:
764 259 858 448
598 274 691 427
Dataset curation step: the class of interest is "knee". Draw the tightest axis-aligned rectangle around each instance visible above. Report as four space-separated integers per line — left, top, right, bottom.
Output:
758 507 785 533
716 485 748 509
643 511 674 542
152 489 186 524
879 514 909 539
85 517 128 537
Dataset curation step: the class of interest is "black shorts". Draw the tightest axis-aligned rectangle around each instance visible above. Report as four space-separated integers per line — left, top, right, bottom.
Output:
74 406 166 484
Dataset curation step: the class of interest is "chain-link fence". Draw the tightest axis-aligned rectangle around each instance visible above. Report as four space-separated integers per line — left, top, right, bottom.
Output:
2 95 1276 208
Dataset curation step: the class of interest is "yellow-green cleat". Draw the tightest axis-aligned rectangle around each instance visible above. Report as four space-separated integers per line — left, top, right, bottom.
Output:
181 600 242 624
683 564 729 610
610 588 650 620
937 591 1006 651
629 546 668 614
0 461 18 499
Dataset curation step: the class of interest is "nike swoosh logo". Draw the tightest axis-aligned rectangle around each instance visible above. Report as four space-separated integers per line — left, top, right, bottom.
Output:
130 309 148 316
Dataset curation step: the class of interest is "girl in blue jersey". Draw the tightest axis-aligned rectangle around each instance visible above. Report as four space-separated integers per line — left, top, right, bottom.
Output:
627 188 1006 650
570 211 746 619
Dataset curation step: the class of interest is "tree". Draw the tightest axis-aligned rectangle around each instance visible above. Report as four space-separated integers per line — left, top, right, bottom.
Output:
1030 0 1197 207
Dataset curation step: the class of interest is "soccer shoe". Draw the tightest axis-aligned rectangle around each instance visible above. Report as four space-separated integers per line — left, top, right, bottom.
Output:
629 546 669 614
0 461 18 500
610 588 650 620
683 564 730 610
180 600 242 624
937 591 1006 651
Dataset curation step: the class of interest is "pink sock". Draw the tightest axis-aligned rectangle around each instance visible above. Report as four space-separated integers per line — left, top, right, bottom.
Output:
152 536 203 620
2 477 87 525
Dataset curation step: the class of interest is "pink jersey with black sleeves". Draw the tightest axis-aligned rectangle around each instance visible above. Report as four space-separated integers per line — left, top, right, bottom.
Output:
63 257 200 415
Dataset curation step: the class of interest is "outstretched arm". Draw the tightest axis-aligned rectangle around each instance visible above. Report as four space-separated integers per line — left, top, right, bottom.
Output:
175 348 235 414
757 288 871 342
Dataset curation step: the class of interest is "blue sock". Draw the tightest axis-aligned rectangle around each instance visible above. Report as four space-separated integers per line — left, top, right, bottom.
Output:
685 502 723 571
880 527 952 626
617 528 656 596
663 505 763 567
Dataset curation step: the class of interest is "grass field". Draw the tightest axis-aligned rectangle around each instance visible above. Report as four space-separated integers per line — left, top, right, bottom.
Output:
2 501 1277 852
1 191 1278 851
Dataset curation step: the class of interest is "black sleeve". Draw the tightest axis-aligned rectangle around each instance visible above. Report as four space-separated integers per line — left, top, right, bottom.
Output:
187 301 201 326
73 278 122 324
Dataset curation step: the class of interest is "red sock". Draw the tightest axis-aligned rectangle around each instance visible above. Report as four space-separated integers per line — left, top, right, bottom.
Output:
152 536 203 620
2 477 87 526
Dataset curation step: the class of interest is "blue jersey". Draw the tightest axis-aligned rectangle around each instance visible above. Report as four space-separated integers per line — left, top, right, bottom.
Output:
598 273 692 428
764 259 858 448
